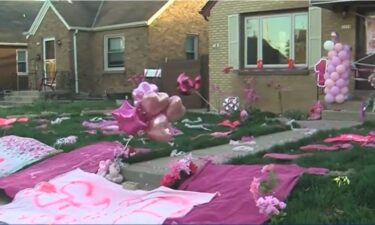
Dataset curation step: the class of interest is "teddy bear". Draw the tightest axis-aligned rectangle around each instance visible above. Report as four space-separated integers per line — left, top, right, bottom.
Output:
104 160 124 184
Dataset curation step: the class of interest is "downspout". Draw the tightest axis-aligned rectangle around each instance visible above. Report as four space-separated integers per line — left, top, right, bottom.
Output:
73 29 79 94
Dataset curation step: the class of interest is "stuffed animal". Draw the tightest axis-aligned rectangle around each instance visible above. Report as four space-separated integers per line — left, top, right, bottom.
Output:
308 101 324 120
105 160 124 184
97 159 111 177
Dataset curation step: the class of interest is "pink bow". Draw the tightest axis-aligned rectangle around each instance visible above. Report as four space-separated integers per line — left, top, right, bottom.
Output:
177 73 201 95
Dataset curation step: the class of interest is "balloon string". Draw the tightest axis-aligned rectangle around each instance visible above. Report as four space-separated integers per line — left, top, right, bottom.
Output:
194 90 218 112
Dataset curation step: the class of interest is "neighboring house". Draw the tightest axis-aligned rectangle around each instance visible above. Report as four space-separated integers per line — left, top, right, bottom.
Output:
200 0 374 113
0 1 42 91
25 0 208 97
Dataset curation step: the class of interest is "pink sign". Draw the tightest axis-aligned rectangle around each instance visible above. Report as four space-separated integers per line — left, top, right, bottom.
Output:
314 58 327 87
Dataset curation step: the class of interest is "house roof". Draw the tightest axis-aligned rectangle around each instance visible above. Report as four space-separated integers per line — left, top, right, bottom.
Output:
50 0 168 28
0 1 42 44
199 0 217 21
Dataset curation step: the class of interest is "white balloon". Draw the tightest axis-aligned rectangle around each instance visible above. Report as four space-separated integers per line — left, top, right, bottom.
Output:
324 40 335 51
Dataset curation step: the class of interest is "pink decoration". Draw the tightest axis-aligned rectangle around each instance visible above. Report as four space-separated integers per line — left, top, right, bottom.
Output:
330 72 339 81
314 58 327 87
209 131 232 138
335 94 345 103
256 196 286 217
324 87 330 94
263 153 312 160
336 65 346 74
240 109 249 121
334 43 343 51
325 94 335 103
112 100 147 135
343 44 351 52
324 133 375 144
327 64 336 73
141 92 170 117
146 114 173 142
325 79 334 88
165 96 186 122
331 56 341 66
340 86 349 94
132 81 158 105
336 78 346 88
177 73 201 95
308 100 323 120
218 120 241 129
338 50 348 60
330 86 340 96
300 143 353 151
327 50 337 59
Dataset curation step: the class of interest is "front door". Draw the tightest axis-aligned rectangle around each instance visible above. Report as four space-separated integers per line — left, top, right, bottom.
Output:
43 38 56 85
355 10 375 90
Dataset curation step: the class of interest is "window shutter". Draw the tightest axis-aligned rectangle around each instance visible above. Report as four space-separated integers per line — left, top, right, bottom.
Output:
228 14 239 70
308 7 322 68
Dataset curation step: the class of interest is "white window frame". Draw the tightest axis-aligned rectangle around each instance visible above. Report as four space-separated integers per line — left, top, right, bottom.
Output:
185 34 199 60
104 34 125 71
16 49 28 75
244 12 308 68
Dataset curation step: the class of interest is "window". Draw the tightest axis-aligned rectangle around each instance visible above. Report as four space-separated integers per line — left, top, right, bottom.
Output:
244 12 307 68
185 35 199 60
16 49 28 75
104 35 124 71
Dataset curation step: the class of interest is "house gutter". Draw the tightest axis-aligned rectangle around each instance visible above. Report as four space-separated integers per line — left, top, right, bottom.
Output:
73 29 79 94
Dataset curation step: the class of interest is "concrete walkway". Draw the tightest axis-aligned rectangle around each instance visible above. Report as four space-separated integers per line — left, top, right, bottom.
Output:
123 120 360 189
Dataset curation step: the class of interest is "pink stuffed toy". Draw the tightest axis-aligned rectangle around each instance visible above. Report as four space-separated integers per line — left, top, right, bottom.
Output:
308 101 324 120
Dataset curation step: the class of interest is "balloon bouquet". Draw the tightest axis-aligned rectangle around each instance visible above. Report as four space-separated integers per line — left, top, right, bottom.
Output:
112 82 186 142
323 32 352 104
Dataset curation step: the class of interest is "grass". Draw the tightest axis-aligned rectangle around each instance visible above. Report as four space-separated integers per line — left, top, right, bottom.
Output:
1 101 290 164
229 121 375 224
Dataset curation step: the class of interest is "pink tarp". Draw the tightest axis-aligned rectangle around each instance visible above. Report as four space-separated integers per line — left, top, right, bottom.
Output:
0 142 123 198
164 163 328 225
263 153 312 160
0 169 216 224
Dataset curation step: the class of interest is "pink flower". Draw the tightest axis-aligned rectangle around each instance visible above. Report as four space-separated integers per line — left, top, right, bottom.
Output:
249 177 260 200
261 164 274 173
256 195 286 217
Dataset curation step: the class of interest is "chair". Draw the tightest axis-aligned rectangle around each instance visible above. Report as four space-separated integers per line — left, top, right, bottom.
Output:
39 70 57 92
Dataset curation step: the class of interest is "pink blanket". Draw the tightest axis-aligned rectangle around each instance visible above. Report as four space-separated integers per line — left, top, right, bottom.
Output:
0 135 59 178
0 169 216 224
263 153 312 160
0 142 123 198
164 163 328 224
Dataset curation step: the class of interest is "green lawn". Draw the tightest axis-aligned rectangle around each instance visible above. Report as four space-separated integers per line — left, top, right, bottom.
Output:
1 100 290 164
230 121 375 224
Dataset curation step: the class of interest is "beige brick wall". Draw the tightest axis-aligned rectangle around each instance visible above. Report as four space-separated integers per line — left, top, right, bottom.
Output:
208 0 357 113
148 0 208 67
28 8 73 90
88 27 149 95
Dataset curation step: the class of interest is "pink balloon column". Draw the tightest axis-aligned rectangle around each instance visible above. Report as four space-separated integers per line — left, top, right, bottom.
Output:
323 33 352 104
112 82 186 142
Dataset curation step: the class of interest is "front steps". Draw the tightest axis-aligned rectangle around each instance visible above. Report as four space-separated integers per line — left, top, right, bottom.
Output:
322 97 375 121
0 90 42 106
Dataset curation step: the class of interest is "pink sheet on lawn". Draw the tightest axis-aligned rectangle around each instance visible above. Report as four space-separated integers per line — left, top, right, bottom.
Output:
0 169 215 224
164 163 328 225
0 142 123 198
263 153 313 160
300 143 353 151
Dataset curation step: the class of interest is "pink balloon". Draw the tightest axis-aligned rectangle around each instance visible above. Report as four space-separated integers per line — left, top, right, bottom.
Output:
342 60 351 69
331 56 341 66
336 78 346 88
330 72 340 81
340 86 349 94
343 44 351 52
165 96 186 122
141 92 170 117
330 86 340 96
132 82 159 106
335 94 345 103
325 94 335 103
325 79 334 88
324 87 331 94
334 43 343 52
336 65 346 74
338 50 348 60
146 114 173 142
328 50 337 59
327 65 336 73
112 100 147 135
324 72 330 80
341 72 350 79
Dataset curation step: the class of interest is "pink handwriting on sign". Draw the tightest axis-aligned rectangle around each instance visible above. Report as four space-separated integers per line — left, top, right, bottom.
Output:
33 180 111 210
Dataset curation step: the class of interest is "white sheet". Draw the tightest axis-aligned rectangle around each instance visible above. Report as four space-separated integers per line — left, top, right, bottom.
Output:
0 169 215 224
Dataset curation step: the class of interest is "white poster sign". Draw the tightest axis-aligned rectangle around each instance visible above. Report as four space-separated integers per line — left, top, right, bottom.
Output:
144 69 162 78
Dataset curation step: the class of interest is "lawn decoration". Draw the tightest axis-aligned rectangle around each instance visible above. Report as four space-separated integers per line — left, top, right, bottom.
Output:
222 96 240 113
112 81 186 142
240 109 249 121
160 153 198 189
300 143 353 151
308 100 324 120
0 117 28 127
177 73 218 111
54 135 77 148
323 32 352 104
324 132 375 145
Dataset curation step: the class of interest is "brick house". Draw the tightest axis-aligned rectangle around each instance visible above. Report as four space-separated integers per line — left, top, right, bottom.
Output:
25 0 208 97
0 1 42 91
200 0 374 113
